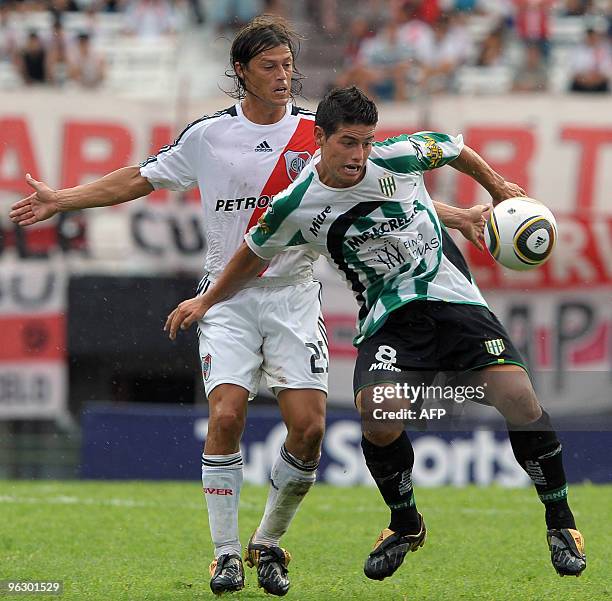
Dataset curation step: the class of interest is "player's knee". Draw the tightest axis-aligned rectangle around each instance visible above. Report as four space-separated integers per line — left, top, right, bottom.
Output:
304 421 325 450
301 420 325 450
208 406 246 441
504 382 541 425
288 418 325 453
363 429 403 448
514 401 542 425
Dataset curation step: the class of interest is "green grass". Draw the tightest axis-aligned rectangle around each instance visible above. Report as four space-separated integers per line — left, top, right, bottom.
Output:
0 482 610 600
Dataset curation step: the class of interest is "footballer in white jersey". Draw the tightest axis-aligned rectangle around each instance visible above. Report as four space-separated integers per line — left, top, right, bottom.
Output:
8 16 333 596
140 102 329 398
140 102 319 283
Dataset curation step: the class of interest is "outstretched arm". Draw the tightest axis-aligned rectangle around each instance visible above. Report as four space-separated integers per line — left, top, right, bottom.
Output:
9 166 153 226
434 201 491 251
450 145 525 205
165 243 268 340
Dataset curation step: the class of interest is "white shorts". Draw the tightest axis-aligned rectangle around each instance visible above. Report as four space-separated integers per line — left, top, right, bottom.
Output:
197 279 328 398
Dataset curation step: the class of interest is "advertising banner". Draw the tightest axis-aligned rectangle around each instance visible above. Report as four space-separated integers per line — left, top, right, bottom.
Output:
1 92 610 278
80 404 612 484
1 92 610 411
0 263 67 419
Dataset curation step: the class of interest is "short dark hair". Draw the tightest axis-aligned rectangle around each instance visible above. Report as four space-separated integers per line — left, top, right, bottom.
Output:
315 87 378 137
226 14 304 100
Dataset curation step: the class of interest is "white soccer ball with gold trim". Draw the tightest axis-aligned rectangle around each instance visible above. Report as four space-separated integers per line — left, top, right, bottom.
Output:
484 197 557 271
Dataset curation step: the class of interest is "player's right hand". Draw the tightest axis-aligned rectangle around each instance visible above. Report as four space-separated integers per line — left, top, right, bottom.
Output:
165 296 210 341
9 174 60 226
459 203 491 251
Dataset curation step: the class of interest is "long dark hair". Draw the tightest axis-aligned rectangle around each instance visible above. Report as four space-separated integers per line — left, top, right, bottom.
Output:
225 14 304 100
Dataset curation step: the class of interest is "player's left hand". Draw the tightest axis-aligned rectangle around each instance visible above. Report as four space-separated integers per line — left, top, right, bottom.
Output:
458 204 491 251
165 296 209 341
491 181 525 206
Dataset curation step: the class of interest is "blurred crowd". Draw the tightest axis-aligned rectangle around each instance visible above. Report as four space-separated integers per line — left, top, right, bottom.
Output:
0 0 200 88
334 0 612 98
1 0 612 94
8 23 107 87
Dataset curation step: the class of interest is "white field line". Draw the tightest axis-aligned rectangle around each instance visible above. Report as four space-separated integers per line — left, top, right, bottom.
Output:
315 504 530 515
0 494 271 511
0 494 204 510
0 494 539 515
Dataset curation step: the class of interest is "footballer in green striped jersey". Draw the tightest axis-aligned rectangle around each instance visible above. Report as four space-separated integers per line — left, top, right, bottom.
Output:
247 128 487 346
167 87 585 584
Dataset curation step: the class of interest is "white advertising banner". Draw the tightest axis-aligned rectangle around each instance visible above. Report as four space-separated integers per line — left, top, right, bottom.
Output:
0 262 68 419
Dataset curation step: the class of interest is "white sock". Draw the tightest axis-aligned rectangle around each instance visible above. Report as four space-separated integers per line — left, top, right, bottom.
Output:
253 444 318 547
201 452 243 558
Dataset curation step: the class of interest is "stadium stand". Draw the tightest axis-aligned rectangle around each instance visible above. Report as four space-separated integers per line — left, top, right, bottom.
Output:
0 0 611 99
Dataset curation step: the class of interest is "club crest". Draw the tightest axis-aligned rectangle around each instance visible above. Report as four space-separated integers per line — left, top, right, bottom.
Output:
423 135 443 168
484 339 505 356
378 175 396 198
202 353 212 381
257 214 271 234
284 150 312 182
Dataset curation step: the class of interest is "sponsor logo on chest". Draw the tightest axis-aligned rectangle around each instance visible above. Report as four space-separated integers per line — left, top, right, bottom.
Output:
346 211 418 251
215 195 272 212
309 206 332 237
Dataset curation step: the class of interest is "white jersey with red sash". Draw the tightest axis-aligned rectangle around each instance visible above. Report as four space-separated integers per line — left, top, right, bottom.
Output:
140 102 328 397
140 102 318 282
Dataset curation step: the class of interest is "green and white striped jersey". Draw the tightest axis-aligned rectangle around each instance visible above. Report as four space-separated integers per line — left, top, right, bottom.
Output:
245 132 488 346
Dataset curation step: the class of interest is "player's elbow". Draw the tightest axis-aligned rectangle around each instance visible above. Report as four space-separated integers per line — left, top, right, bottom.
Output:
106 166 154 203
450 146 470 169
128 166 155 199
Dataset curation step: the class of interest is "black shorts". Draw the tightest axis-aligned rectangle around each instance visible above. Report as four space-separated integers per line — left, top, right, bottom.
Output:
353 301 526 396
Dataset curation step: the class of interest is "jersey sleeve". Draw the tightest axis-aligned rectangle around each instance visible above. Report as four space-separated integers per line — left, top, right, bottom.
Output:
139 123 201 191
244 180 310 261
370 132 464 174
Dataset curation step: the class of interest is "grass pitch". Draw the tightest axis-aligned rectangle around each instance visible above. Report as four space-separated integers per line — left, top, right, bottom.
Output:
0 481 610 600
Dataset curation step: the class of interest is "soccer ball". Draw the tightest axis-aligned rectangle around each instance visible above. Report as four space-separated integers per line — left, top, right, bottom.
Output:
484 197 557 271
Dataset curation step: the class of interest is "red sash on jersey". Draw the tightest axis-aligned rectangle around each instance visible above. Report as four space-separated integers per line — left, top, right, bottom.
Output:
244 117 316 276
